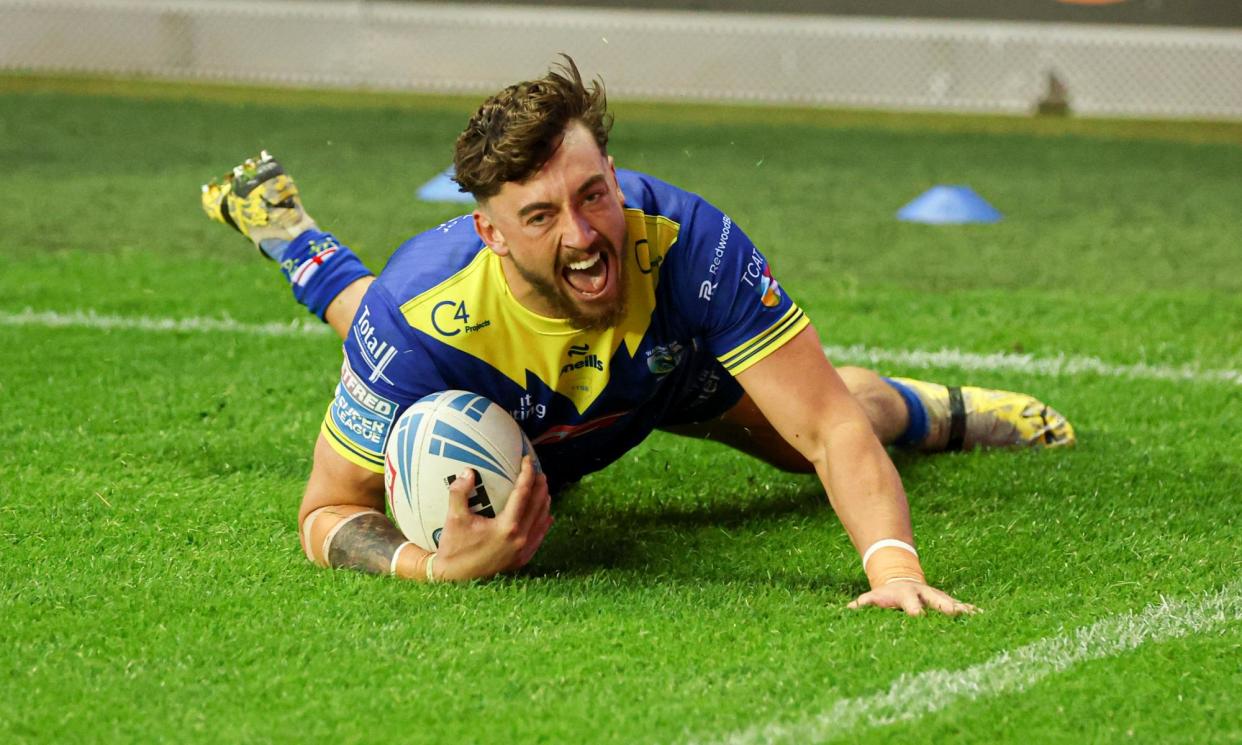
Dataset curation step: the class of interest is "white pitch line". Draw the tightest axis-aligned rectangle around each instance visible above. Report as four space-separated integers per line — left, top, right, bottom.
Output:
701 581 1242 745
2 307 1240 387
0 307 329 337
824 343 1242 387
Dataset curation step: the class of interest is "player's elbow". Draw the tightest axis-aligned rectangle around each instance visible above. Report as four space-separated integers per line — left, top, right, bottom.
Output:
298 506 330 568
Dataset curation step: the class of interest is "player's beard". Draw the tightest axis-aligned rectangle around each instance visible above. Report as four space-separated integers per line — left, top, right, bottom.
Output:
511 236 628 332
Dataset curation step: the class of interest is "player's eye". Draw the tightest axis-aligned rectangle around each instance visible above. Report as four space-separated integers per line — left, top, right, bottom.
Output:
527 213 549 226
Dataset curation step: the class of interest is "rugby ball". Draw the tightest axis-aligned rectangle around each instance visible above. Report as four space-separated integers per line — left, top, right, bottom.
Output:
384 390 537 552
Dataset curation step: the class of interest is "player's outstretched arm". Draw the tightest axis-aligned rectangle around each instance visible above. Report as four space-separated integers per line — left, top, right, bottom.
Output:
735 326 977 617
299 436 551 581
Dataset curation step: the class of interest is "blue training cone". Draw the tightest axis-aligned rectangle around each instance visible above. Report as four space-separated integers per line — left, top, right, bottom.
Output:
416 166 475 204
897 185 1002 224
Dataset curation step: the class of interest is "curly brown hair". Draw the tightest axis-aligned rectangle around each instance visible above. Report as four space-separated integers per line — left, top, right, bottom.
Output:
453 55 612 201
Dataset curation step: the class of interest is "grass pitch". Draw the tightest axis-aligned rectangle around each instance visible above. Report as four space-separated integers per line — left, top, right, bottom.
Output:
1 76 1240 744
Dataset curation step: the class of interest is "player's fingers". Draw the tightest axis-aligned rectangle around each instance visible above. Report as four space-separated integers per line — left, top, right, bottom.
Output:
941 595 979 616
500 456 536 527
511 512 551 569
518 472 551 535
446 468 477 518
898 586 925 616
848 591 877 610
517 514 554 567
920 587 964 616
513 479 550 566
512 468 545 535
919 586 980 616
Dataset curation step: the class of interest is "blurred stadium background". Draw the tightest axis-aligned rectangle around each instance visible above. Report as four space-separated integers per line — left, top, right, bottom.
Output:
3 0 1241 119
4 3 1242 743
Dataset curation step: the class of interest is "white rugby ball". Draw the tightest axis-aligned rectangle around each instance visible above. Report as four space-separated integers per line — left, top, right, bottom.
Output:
384 390 536 552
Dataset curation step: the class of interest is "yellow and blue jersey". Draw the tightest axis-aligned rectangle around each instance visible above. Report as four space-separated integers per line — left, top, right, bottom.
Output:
323 170 809 488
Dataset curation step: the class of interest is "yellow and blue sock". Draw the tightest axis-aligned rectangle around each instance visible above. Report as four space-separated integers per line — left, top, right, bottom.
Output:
883 377 929 448
275 230 373 320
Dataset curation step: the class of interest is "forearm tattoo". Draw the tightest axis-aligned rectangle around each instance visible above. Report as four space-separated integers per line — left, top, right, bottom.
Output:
326 513 409 575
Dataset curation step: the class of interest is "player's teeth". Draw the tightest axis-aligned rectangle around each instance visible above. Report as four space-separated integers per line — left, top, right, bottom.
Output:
567 254 600 271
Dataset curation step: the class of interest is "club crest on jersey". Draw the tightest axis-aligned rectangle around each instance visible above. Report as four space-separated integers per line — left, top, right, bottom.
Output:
646 341 687 376
351 306 398 384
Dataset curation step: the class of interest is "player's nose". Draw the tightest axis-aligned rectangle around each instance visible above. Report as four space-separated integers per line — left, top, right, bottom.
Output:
561 207 597 249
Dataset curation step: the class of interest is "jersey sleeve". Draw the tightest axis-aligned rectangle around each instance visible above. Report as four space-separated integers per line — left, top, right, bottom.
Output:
321 282 447 472
676 200 810 377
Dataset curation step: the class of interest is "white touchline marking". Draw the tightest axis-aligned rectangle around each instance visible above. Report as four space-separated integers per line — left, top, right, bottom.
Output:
1 308 1240 387
0 307 329 337
824 343 1242 387
700 581 1242 745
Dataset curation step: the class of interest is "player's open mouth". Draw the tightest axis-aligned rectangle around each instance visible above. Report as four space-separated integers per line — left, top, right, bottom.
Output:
561 252 611 300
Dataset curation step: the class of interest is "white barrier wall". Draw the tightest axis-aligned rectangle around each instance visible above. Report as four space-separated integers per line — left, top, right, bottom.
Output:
3 0 1242 119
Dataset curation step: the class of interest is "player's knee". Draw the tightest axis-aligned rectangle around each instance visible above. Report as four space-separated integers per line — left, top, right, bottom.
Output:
838 366 906 434
840 367 902 413
836 365 884 395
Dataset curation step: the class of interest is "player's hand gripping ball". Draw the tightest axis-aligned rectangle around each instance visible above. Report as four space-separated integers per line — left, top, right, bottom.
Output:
384 391 539 551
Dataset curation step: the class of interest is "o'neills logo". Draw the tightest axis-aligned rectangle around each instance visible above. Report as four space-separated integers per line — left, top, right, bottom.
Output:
561 354 604 374
562 343 604 374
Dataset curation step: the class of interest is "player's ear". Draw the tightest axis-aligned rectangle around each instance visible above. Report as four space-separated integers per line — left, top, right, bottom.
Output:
473 208 509 257
607 155 625 204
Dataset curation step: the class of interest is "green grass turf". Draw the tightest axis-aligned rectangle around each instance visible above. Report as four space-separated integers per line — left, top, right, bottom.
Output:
2 75 1240 743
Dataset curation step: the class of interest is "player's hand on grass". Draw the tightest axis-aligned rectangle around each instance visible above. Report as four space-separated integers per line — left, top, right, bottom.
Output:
433 457 553 581
848 581 979 617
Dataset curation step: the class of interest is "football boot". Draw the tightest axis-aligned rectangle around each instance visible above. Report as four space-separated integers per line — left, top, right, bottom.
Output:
890 377 1076 450
201 150 317 259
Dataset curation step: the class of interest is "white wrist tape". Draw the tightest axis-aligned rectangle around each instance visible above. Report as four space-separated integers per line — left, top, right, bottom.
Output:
390 541 413 576
425 552 438 583
861 538 919 570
